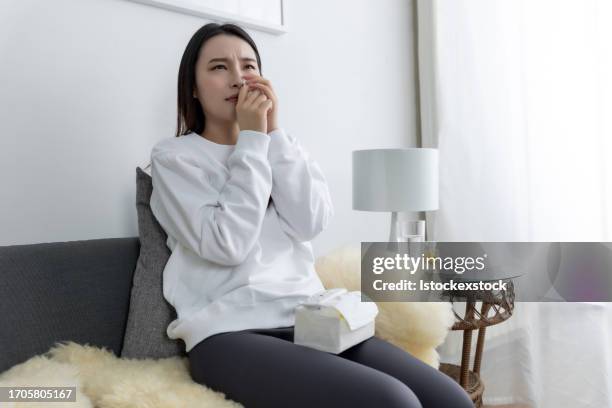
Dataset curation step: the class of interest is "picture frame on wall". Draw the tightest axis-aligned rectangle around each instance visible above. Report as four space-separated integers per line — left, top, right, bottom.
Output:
127 0 287 35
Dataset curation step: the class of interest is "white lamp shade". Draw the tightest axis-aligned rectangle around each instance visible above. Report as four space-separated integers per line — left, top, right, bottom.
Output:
352 148 439 212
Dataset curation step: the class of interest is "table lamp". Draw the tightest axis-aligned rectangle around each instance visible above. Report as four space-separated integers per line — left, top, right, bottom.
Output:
352 148 439 242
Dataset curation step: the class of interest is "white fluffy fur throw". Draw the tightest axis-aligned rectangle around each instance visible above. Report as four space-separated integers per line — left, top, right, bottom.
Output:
0 342 241 408
0 245 453 407
0 352 93 408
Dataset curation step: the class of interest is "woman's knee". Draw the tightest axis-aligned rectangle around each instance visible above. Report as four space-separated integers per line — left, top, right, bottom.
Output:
421 372 474 408
444 380 474 408
362 374 423 408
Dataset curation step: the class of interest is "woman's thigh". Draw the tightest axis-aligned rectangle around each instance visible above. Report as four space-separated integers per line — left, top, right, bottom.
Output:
188 328 423 408
339 336 474 408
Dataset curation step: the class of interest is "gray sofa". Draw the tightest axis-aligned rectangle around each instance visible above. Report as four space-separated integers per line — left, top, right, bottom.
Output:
0 237 141 373
0 236 454 379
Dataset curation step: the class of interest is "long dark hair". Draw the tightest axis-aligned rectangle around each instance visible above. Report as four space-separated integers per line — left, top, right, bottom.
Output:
175 23 263 137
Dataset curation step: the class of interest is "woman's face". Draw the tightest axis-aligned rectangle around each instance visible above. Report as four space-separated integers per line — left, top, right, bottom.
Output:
194 34 260 124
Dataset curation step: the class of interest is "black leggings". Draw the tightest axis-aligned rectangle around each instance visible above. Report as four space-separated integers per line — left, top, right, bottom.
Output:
188 326 473 408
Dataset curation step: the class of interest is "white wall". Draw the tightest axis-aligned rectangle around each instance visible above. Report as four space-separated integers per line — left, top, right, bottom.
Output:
0 0 419 256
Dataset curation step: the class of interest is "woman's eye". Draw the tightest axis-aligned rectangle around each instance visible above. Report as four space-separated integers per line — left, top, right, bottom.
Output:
213 64 256 70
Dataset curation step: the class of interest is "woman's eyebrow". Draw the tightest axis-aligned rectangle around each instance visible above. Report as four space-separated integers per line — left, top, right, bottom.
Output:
208 57 257 64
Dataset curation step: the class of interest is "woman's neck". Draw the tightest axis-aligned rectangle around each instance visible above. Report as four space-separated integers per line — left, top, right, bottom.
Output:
201 121 240 145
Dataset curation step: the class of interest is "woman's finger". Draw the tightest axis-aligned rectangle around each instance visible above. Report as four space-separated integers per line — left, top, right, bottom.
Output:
253 92 268 107
247 76 271 86
257 99 274 112
237 82 249 104
265 99 274 111
244 89 262 106
249 83 275 102
247 77 274 97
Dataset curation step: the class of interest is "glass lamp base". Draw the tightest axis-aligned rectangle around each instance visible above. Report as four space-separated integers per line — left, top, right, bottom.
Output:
389 212 426 242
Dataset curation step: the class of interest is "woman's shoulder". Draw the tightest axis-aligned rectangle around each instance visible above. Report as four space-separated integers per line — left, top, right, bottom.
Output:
151 133 197 159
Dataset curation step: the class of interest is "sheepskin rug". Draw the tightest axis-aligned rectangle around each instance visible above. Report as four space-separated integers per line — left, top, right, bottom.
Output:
0 244 454 407
0 353 93 408
0 342 242 408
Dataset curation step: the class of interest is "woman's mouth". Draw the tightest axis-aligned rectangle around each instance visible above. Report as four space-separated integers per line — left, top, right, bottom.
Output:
226 97 238 103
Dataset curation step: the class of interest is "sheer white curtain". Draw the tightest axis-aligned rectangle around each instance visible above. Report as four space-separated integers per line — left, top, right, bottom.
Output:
416 0 612 406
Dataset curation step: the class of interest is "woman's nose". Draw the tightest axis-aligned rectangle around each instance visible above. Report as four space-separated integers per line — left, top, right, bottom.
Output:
235 78 247 88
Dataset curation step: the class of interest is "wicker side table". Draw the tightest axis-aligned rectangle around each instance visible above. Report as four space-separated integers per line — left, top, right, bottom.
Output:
439 280 515 407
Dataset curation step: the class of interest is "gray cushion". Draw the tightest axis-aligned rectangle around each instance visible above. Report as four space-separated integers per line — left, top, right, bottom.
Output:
0 238 139 373
121 167 186 358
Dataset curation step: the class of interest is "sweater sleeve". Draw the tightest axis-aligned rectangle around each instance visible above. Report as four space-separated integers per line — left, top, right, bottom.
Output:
267 128 334 242
150 131 272 266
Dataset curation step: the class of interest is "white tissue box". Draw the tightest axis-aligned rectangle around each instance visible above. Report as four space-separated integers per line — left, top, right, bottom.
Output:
293 291 378 354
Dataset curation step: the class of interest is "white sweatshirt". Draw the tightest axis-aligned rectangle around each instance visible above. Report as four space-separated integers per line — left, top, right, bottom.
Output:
149 128 333 351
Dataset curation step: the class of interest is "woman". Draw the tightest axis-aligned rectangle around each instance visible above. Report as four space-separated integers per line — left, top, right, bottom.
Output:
150 23 473 408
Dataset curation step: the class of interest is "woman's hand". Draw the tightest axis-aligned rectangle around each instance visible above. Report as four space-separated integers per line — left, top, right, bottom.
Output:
236 80 273 133
243 74 279 132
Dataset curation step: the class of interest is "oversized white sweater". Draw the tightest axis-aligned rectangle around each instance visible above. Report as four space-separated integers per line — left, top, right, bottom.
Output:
149 128 333 351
